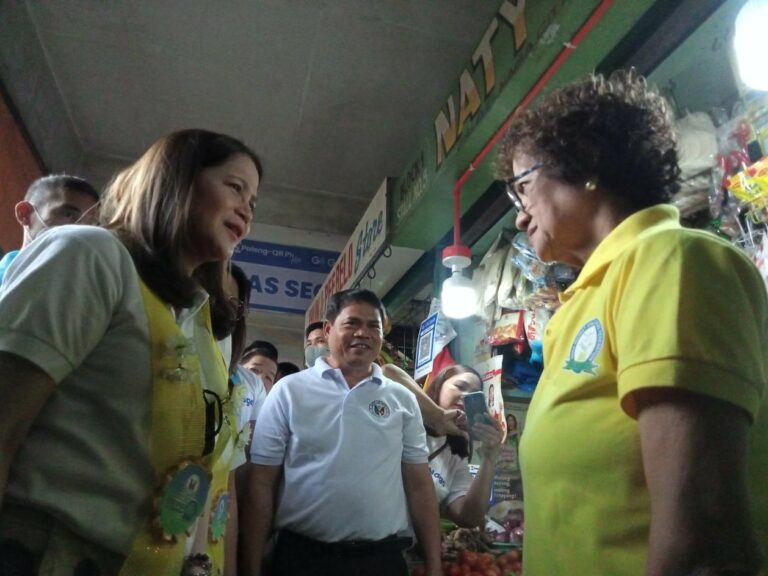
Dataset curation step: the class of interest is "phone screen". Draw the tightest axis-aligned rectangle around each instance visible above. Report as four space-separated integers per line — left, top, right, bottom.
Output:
463 390 491 440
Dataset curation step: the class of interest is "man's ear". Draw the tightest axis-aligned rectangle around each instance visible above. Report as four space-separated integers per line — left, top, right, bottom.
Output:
14 201 34 227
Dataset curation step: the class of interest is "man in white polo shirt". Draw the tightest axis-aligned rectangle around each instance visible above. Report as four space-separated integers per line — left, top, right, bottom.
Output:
243 288 443 576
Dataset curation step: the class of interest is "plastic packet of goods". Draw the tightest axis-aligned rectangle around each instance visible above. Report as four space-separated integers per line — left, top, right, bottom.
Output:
709 166 726 218
483 247 508 308
676 111 718 180
497 245 520 309
488 310 525 347
473 232 508 310
725 156 768 198
522 287 561 311
511 232 549 285
524 308 552 343
474 355 505 438
544 263 578 291
513 271 535 308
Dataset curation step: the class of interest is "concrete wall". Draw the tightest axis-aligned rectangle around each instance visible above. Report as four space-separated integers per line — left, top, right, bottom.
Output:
0 91 42 252
0 1 86 251
0 2 84 176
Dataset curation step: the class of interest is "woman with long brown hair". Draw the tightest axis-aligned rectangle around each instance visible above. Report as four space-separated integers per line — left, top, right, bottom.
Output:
424 364 503 528
0 129 262 575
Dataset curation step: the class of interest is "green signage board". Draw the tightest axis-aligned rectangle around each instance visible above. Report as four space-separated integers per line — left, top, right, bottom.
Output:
390 0 661 252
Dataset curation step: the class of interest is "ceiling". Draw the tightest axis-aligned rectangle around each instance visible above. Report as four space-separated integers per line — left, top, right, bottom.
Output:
1 0 502 237
0 0 506 363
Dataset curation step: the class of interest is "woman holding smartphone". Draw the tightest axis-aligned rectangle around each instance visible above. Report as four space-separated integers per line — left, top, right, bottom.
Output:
424 365 503 528
0 129 262 575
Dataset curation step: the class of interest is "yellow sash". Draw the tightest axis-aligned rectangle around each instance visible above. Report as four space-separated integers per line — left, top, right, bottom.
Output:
118 282 236 576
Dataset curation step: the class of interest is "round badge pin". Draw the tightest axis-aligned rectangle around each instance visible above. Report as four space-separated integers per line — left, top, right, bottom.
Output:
157 461 211 539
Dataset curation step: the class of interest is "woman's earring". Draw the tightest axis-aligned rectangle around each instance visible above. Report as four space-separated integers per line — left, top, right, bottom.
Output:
585 180 597 191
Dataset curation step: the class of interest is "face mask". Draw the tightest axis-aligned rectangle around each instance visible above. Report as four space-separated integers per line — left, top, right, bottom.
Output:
30 201 101 232
304 343 330 368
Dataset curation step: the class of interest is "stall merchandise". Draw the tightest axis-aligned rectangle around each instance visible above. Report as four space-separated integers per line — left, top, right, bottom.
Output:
409 527 523 576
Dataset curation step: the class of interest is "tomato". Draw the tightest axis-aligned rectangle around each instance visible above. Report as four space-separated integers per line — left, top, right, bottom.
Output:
445 562 461 576
507 549 521 562
479 553 495 564
459 550 477 567
510 561 522 574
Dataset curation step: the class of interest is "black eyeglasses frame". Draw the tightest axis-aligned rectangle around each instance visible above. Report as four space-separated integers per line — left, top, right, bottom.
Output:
505 163 544 212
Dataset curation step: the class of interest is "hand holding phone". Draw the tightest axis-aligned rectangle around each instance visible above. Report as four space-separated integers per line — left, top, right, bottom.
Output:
463 390 492 440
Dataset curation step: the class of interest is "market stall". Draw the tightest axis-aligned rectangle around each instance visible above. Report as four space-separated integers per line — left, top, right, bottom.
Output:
381 0 768 573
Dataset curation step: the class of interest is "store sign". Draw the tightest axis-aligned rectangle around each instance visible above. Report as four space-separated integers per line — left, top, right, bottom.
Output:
434 0 527 167
305 179 389 325
393 0 529 231
233 240 338 315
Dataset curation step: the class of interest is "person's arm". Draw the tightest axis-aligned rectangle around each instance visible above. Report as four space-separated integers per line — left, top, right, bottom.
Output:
224 471 238 576
240 463 282 576
402 463 444 576
634 388 764 576
382 363 466 438
446 419 503 528
0 353 55 508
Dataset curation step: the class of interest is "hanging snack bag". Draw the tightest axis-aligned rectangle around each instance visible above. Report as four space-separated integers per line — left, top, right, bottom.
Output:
511 232 549 285
497 245 521 310
524 307 552 343
474 355 506 442
725 156 768 203
488 310 525 347
472 232 508 321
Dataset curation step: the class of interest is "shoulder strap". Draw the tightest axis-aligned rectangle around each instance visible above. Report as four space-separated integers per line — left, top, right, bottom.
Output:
428 439 450 462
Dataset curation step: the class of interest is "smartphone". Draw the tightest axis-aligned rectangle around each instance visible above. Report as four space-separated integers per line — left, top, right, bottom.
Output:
463 390 492 440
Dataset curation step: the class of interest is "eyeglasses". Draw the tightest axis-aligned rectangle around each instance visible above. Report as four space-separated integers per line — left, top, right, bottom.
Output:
505 163 543 212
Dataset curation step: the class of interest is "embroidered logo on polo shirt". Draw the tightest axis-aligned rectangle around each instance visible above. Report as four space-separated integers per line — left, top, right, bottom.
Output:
368 400 391 418
563 318 604 375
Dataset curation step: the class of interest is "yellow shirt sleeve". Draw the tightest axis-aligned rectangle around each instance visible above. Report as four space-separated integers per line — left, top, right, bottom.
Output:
613 229 768 420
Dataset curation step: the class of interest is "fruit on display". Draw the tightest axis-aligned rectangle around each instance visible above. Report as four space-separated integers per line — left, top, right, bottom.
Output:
410 527 523 576
491 507 524 545
485 500 524 545
411 548 522 576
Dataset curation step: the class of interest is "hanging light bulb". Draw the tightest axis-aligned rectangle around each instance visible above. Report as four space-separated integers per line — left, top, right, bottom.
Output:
441 245 477 319
734 0 768 91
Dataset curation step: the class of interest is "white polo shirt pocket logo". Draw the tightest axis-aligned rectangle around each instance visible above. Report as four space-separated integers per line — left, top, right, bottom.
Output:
368 399 391 418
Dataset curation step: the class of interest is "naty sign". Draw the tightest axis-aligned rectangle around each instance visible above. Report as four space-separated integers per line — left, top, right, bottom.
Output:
305 179 390 325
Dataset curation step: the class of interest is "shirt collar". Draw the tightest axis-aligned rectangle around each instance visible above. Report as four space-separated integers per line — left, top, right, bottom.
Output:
562 204 681 301
313 357 384 385
173 289 209 326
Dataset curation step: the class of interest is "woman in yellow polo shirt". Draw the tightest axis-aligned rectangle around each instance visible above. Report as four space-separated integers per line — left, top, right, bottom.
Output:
497 71 767 575
0 129 262 575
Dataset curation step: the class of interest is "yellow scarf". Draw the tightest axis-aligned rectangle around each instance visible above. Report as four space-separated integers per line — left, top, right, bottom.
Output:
118 282 236 575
